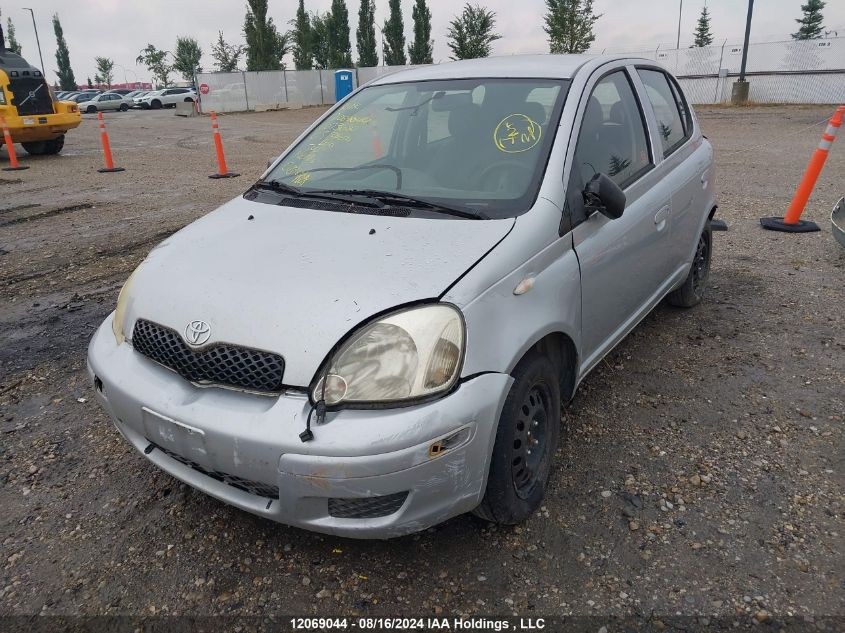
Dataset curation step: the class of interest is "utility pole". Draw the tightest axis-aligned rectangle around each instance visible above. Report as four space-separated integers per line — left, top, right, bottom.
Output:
22 8 45 73
732 0 754 104
676 0 683 50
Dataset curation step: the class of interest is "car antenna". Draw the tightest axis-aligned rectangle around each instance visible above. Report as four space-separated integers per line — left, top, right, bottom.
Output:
300 364 330 442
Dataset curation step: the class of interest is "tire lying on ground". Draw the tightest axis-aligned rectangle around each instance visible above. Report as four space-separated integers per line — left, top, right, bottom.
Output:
21 135 65 156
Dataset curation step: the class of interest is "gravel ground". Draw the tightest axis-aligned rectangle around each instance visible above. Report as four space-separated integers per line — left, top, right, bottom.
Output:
0 105 843 623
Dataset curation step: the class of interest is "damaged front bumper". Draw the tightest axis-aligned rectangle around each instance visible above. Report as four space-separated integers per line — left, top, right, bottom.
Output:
87 316 512 538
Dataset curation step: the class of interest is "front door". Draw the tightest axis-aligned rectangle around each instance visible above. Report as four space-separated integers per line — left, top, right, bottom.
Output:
568 68 673 374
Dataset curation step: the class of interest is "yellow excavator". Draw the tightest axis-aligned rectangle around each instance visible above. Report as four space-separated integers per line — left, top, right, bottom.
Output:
0 23 80 155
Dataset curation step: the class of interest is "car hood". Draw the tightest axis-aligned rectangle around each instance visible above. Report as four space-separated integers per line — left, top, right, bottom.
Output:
125 196 514 387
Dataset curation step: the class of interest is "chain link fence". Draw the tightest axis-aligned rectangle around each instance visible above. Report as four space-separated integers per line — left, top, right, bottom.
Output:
196 38 844 112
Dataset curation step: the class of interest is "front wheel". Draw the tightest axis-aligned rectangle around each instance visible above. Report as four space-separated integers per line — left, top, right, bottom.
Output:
22 135 65 155
151 100 162 109
87 105 97 113
667 225 712 308
474 350 561 525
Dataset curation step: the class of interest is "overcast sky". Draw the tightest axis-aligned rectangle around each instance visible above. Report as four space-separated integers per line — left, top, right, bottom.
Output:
6 0 845 86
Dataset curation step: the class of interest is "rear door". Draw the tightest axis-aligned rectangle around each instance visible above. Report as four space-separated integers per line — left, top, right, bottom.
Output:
568 66 673 374
635 68 702 270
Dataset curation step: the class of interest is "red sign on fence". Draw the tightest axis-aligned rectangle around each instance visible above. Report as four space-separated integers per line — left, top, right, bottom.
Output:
199 83 210 95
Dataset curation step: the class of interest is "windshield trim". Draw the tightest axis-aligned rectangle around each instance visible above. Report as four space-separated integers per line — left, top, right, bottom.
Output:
264 77 573 220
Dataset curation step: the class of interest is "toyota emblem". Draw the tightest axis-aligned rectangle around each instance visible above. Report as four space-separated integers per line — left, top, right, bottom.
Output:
185 320 211 345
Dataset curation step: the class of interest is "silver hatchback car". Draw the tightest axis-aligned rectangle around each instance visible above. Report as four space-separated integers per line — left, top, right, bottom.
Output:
88 55 716 538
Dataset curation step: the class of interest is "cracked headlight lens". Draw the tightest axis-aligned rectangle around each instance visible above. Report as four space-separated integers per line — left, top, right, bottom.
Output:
313 304 465 407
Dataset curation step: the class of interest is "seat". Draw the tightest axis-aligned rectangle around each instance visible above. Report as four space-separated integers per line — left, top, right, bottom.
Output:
431 103 484 188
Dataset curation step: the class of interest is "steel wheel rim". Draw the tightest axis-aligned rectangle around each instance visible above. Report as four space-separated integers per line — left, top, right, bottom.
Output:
512 382 551 498
691 232 709 296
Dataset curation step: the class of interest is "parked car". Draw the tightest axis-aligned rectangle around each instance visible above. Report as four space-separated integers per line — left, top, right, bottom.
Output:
88 55 717 538
77 92 131 113
105 88 136 96
122 89 147 101
67 93 94 104
135 87 196 109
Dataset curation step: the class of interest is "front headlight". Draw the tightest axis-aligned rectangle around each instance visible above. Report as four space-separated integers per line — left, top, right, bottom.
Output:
111 268 139 344
312 304 465 407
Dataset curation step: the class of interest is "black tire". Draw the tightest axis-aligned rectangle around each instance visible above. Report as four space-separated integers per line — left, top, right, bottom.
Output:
87 105 97 113
22 141 46 155
184 97 194 103
151 100 162 109
474 350 561 524
668 225 712 308
21 135 64 156
119 103 129 111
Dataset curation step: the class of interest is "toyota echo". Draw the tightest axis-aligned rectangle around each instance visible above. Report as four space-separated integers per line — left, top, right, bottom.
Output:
88 55 717 538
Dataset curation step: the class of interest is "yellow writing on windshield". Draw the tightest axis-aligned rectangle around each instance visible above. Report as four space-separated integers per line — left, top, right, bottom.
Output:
493 114 542 153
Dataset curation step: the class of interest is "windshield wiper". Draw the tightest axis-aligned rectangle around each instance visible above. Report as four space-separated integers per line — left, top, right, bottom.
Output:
252 179 385 207
274 164 403 189
304 189 485 220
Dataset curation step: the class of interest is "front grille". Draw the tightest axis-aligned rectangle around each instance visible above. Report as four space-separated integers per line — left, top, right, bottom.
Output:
150 441 280 499
132 319 285 393
328 492 409 519
9 77 54 116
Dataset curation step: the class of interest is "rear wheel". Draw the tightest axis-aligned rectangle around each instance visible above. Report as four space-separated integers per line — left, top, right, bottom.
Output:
151 100 162 109
474 350 561 524
119 103 129 111
667 225 712 308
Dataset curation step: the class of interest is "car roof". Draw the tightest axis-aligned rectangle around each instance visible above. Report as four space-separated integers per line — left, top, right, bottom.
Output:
370 54 650 84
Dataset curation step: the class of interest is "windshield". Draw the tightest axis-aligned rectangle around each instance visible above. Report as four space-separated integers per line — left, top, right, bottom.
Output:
265 78 570 218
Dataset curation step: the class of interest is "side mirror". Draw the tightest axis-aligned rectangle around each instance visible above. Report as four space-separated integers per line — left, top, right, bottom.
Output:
583 173 626 220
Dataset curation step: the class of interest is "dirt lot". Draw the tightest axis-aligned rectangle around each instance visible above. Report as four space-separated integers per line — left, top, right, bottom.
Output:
1 105 843 624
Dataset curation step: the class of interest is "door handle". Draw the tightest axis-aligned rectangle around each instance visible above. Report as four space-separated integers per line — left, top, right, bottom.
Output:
654 205 669 231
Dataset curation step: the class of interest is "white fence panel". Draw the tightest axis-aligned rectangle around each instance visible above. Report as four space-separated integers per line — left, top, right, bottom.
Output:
197 72 248 113
285 70 325 106
244 71 286 108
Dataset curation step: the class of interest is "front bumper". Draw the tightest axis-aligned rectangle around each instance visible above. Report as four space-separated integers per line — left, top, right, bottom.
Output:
87 316 512 538
0 108 81 142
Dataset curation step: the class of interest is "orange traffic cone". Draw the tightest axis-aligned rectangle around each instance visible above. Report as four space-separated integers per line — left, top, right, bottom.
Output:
96 112 125 173
208 112 239 179
761 105 844 233
0 117 29 171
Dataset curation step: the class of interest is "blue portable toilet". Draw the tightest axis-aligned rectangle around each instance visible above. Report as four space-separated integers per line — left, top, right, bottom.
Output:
335 69 354 102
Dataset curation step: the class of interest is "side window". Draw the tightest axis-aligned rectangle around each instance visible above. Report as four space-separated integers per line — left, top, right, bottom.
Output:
573 70 652 189
637 69 689 156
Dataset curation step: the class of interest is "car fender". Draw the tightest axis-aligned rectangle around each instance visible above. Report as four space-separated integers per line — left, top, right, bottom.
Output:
443 199 582 379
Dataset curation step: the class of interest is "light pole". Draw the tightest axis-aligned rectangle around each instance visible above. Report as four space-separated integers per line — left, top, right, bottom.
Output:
115 63 139 88
22 7 45 74
676 0 683 50
732 0 755 104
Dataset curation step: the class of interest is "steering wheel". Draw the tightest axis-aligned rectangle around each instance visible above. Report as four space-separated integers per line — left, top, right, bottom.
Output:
475 161 534 193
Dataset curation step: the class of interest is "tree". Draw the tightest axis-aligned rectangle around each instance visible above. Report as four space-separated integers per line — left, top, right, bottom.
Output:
52 14 77 91
692 4 714 47
408 0 433 64
244 0 288 70
136 44 173 87
6 15 22 55
311 13 330 69
173 36 203 80
211 31 243 72
86 76 93 89
291 0 313 70
356 0 379 67
543 0 600 54
792 0 825 40
447 4 500 60
383 0 407 65
94 57 114 87
327 0 353 68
